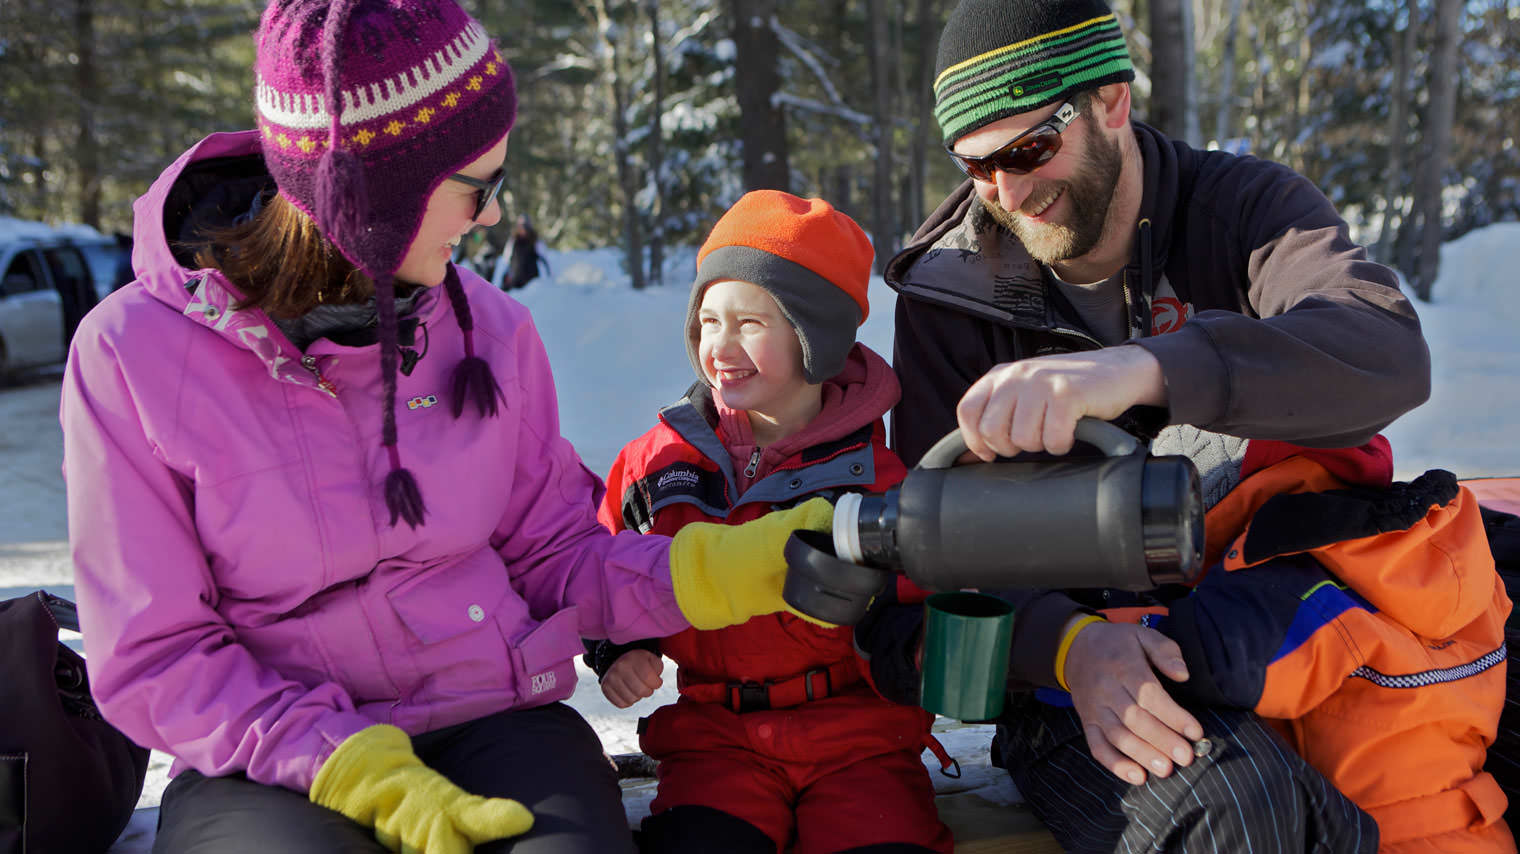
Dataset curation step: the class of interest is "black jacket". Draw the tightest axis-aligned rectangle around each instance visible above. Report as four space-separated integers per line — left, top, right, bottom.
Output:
862 121 1431 697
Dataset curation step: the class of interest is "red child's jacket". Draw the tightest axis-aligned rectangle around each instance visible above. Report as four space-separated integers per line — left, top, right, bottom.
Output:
595 343 937 760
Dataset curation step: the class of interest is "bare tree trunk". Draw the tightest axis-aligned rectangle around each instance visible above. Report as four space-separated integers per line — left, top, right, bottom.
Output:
1213 0 1243 145
867 0 894 273
75 0 101 227
729 0 789 191
1181 0 1199 145
1289 0 1312 169
907 0 936 229
592 0 646 290
832 165 853 213
1396 183 1420 279
12 0 53 219
646 0 666 287
1411 0 1462 300
891 0 911 240
31 131 48 217
1149 0 1197 144
1374 0 1417 265
1249 5 1269 148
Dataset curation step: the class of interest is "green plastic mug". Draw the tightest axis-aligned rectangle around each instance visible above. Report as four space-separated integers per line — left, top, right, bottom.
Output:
919 592 1015 722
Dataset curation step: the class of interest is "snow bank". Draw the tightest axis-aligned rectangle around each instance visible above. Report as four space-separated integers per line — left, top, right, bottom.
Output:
1381 223 1520 480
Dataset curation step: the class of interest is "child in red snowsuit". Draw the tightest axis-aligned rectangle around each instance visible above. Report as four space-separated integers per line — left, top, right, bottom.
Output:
584 191 953 854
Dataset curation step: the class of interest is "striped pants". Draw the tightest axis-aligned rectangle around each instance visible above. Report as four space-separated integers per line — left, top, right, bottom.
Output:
996 693 1378 853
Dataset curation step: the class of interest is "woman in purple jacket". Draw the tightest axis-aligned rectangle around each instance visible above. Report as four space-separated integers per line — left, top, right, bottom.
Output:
58 2 828 853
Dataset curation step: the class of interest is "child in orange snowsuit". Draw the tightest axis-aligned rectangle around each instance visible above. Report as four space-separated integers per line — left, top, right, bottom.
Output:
584 191 953 854
1122 437 1514 853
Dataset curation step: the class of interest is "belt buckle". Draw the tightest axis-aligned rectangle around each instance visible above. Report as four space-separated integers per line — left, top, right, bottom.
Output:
803 668 831 701
729 681 771 713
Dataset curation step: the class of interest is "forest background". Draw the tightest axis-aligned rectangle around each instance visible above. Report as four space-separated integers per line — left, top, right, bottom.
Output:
0 0 1513 300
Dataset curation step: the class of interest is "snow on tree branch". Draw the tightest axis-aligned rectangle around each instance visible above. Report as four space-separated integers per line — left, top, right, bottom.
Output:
669 10 719 49
771 16 848 107
771 92 873 127
532 54 598 81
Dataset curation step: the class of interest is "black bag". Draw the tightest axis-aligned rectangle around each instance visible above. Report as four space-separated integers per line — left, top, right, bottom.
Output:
1484 507 1520 833
0 591 149 854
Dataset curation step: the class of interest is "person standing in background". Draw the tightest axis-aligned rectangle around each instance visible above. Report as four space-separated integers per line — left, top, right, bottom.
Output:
494 214 548 291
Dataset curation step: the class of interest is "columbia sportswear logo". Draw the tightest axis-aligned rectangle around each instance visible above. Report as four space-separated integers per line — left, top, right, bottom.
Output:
656 469 702 490
407 395 439 410
531 671 557 695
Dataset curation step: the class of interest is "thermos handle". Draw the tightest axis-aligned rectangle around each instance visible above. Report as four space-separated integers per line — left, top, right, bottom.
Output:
917 417 1142 470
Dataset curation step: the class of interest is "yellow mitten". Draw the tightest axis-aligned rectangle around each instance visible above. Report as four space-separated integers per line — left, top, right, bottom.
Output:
669 496 835 630
310 724 532 854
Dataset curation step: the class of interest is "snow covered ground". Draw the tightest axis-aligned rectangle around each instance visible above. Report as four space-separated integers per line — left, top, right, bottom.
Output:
1374 225 1520 480
2 223 1517 822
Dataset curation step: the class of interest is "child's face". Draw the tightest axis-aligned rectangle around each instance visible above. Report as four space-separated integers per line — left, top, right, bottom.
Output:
697 280 809 417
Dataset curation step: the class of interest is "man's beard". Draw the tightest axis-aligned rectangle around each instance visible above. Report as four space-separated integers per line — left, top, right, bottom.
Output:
979 127 1123 265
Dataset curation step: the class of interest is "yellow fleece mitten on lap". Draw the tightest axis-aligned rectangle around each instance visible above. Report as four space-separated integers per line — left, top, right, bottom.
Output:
310 724 532 854
669 496 835 630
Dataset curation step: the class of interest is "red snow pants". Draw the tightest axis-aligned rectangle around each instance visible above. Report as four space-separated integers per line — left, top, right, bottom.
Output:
639 690 953 853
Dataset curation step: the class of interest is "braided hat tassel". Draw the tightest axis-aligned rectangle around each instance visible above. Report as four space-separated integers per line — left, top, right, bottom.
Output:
441 266 504 418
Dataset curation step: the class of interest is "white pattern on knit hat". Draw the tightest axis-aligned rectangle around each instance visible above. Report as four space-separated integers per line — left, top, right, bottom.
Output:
255 21 490 130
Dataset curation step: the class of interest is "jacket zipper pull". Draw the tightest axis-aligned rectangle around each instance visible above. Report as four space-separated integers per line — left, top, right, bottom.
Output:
1121 271 1137 339
301 354 339 397
744 448 761 478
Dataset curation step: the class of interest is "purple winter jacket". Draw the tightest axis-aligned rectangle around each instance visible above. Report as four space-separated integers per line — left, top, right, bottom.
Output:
59 131 690 793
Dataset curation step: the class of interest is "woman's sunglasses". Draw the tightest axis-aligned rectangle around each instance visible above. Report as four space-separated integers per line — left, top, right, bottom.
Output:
448 167 508 221
945 101 1079 182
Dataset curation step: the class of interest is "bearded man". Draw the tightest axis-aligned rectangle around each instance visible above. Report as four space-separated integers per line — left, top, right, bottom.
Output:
855 0 1511 852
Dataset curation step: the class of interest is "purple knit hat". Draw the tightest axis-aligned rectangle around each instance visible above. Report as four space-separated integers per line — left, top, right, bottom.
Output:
255 0 517 528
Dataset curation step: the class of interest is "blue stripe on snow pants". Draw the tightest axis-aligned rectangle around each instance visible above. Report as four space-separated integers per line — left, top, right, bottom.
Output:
995 692 1379 854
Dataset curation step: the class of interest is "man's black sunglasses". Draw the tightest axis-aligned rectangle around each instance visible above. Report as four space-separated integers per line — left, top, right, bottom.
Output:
448 166 508 221
945 101 1079 182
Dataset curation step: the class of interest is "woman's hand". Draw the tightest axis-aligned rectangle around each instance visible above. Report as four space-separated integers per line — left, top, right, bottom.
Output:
310 724 532 853
669 497 835 629
600 649 664 709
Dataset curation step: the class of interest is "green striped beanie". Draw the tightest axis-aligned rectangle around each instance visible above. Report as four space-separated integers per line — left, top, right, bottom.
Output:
934 0 1135 144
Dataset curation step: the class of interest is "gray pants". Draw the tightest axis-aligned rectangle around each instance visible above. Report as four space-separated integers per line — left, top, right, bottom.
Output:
997 693 1379 853
152 703 635 854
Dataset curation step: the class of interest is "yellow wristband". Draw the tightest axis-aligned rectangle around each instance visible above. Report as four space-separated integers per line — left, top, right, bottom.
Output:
1053 614 1107 692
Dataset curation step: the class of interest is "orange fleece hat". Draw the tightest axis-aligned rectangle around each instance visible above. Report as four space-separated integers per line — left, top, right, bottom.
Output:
687 191 875 383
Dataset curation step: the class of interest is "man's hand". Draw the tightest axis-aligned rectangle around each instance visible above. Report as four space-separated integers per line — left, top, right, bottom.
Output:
599 649 664 709
1063 620 1202 786
956 345 1166 460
